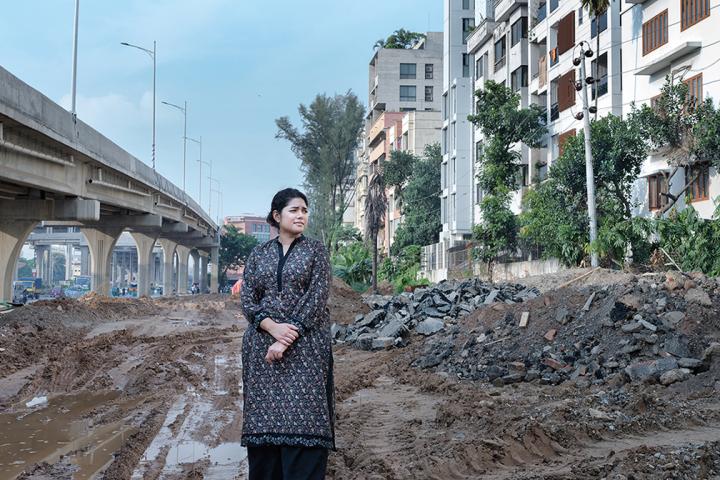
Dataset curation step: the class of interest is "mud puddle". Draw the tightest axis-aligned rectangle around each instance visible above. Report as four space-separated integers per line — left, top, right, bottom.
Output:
0 390 134 479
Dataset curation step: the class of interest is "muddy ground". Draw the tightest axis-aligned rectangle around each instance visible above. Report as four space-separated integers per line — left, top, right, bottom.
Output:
1 270 719 479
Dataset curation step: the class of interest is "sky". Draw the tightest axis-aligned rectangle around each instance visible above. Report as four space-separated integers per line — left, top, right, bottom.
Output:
0 0 443 224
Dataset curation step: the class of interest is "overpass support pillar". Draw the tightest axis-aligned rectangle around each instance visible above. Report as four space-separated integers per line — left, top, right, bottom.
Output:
199 252 209 293
79 246 90 276
190 250 200 287
210 246 219 293
0 220 38 302
157 239 177 296
130 232 158 298
176 245 191 294
65 245 74 281
80 227 123 296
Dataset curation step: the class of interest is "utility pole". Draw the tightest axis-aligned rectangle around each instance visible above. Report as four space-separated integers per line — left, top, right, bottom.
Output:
574 41 599 267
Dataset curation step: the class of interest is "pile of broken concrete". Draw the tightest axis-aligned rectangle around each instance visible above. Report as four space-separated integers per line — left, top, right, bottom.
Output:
415 271 720 388
331 278 539 351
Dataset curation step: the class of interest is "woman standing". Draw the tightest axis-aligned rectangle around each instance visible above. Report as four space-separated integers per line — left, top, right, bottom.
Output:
240 188 334 480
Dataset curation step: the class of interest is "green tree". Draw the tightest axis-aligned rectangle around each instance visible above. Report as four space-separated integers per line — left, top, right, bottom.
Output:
276 92 365 246
390 143 442 255
374 29 426 50
384 149 416 194
520 115 649 265
468 81 546 274
365 172 387 293
331 241 372 291
219 225 258 285
17 257 34 278
629 77 720 215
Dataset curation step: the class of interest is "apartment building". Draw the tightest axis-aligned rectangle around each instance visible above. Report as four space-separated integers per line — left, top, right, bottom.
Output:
528 0 623 177
622 0 719 219
224 215 277 243
468 0 532 218
385 110 443 251
355 32 444 250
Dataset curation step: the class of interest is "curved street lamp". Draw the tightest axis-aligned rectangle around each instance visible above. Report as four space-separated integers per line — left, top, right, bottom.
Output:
121 40 157 170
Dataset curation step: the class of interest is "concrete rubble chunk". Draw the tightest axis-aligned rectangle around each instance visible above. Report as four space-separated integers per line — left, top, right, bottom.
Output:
639 319 657 332
544 329 557 342
371 337 395 350
377 318 406 339
415 318 445 336
684 288 712 307
484 289 500 305
677 357 702 369
621 322 643 333
357 310 385 328
659 368 691 386
354 333 377 351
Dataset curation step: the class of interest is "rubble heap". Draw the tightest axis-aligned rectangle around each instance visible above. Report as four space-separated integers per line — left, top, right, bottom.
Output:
332 278 540 351
413 271 720 388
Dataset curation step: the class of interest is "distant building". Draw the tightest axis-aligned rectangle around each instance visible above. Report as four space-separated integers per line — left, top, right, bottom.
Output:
355 31 444 253
224 215 277 243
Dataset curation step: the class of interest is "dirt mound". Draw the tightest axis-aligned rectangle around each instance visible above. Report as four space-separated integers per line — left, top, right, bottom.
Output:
364 280 394 295
329 277 370 325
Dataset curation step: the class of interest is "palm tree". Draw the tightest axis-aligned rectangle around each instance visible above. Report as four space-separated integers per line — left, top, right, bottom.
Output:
581 0 610 119
364 172 387 293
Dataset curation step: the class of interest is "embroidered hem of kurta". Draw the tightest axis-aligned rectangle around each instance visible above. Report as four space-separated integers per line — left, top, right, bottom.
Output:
241 433 335 450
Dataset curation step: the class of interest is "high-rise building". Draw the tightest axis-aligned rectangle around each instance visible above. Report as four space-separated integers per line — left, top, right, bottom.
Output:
622 0 718 219
355 32 444 251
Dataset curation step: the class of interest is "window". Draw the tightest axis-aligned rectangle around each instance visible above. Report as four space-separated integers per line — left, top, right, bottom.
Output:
442 93 448 120
425 63 434 79
425 86 434 102
591 11 608 38
684 73 703 106
550 0 559 12
682 0 711 30
642 10 668 55
475 141 483 162
400 63 417 79
476 54 484 78
538 1 547 22
557 69 576 112
648 174 668 210
462 53 471 77
511 66 528 91
688 163 710 201
558 129 576 157
494 36 506 72
591 53 608 100
442 128 448 154
463 0 471 9
557 11 575 55
462 18 475 44
400 85 416 101
578 7 583 25
511 17 528 46
400 107 416 112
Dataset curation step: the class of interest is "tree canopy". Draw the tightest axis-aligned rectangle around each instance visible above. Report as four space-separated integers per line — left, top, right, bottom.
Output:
276 92 365 246
374 29 426 50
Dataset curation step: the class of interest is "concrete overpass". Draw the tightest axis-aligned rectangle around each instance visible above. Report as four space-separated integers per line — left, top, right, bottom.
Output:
0 66 220 300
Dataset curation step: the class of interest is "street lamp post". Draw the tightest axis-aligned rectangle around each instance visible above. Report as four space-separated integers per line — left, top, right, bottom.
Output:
210 186 223 226
121 40 157 170
70 0 80 118
161 100 188 192
208 176 220 220
187 136 208 207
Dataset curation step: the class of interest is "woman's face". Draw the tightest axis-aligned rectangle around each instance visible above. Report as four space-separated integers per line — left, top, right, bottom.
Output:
274 197 308 236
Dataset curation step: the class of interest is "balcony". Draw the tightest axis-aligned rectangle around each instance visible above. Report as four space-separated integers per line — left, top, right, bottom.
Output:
369 141 386 163
635 41 702 76
467 19 496 54
494 0 528 23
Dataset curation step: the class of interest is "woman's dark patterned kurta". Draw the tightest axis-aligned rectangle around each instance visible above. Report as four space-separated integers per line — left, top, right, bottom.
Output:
240 234 335 450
